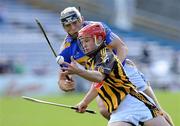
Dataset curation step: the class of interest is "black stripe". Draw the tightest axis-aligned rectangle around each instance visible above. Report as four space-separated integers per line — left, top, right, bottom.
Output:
121 65 129 80
107 75 135 91
98 93 110 112
123 121 136 126
107 76 116 83
123 83 135 89
116 61 130 83
117 87 128 95
115 61 129 81
108 82 128 95
104 76 129 96
104 78 116 85
113 61 121 79
130 91 157 117
109 86 121 110
115 59 129 81
104 77 118 88
138 92 158 117
101 87 114 112
86 62 91 66
139 92 156 109
122 79 131 84
105 78 126 94
139 121 144 126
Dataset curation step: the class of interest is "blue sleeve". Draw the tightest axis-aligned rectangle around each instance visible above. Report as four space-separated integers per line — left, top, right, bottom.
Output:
58 47 71 63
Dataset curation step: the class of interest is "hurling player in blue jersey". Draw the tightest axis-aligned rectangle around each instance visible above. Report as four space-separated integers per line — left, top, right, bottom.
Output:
57 7 173 126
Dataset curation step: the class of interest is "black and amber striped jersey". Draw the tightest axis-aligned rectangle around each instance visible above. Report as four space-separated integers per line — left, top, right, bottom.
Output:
85 47 136 113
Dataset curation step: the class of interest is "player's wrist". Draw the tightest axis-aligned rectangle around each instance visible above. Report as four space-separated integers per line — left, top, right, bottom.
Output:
81 100 89 107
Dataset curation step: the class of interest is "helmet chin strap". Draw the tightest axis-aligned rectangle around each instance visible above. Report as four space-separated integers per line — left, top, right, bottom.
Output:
94 36 101 46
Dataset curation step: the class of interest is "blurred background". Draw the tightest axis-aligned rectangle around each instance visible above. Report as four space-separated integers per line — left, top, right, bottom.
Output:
0 0 180 126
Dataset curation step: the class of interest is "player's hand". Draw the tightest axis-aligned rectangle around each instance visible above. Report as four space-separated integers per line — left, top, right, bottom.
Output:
75 100 88 113
58 72 75 92
62 56 82 75
58 79 75 92
161 109 174 126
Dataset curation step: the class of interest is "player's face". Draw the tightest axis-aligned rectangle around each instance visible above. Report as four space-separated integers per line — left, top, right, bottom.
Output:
79 36 95 54
63 19 82 36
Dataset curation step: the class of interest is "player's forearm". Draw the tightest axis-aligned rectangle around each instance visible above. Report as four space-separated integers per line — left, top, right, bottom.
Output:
108 33 128 62
116 38 128 62
114 37 128 62
116 45 128 62
77 69 104 83
82 85 98 105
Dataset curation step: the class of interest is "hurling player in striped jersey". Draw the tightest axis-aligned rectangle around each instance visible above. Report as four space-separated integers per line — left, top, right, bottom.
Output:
61 23 171 126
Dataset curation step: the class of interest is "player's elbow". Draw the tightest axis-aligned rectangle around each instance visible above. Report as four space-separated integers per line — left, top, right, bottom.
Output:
112 38 128 55
95 78 104 83
118 39 128 54
89 77 103 83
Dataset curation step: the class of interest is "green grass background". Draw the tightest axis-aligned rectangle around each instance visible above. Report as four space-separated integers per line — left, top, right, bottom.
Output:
0 90 179 126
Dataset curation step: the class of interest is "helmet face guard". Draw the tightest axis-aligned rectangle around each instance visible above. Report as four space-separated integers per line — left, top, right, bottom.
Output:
78 23 106 56
60 7 82 25
61 12 79 25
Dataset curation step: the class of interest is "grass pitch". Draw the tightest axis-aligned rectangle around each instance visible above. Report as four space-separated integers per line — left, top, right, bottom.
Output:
0 90 179 126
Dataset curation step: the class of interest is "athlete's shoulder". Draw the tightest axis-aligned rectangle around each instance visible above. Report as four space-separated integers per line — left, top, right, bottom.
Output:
62 35 73 49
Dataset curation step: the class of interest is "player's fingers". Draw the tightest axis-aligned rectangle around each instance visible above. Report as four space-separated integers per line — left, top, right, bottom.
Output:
61 70 70 75
62 61 71 67
65 81 75 86
60 84 75 92
60 71 68 75
76 107 85 113
77 103 87 113
80 106 87 113
75 104 84 113
61 67 68 71
63 70 74 75
65 80 74 85
74 105 80 112
63 88 75 92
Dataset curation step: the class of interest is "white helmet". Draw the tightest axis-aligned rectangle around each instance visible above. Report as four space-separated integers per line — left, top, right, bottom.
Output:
60 7 82 25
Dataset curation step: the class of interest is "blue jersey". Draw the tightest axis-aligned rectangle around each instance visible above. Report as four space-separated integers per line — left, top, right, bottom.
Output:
59 21 114 65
